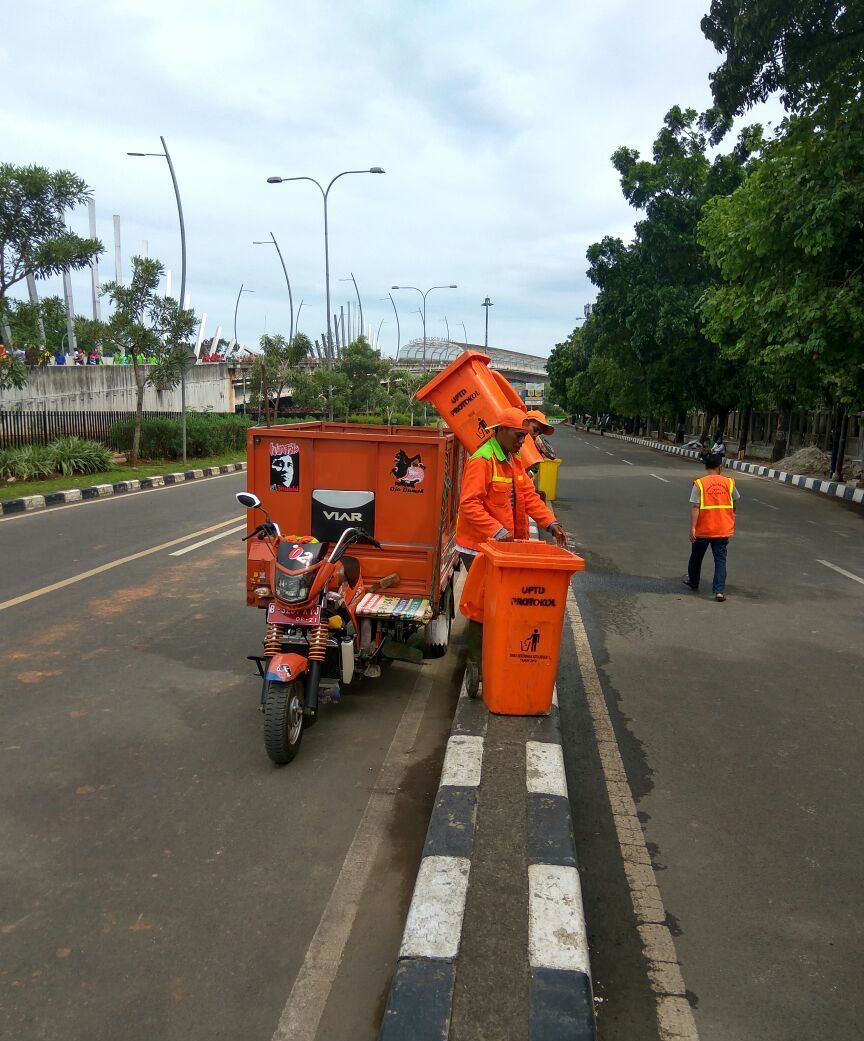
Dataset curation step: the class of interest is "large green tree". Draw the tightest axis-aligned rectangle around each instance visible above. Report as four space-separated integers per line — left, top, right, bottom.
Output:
702 2 864 131
0 164 102 348
102 257 197 466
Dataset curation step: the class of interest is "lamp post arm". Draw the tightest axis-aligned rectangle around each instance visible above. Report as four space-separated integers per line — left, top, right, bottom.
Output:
234 283 244 344
277 175 325 197
269 232 294 344
349 272 363 338
388 293 401 359
324 170 375 198
160 137 186 313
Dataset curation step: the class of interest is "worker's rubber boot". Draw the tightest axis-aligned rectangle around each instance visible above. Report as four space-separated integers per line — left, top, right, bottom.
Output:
465 620 483 699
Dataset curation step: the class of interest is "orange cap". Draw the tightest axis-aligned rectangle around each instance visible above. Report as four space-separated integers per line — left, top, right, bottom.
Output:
489 405 531 430
526 409 554 434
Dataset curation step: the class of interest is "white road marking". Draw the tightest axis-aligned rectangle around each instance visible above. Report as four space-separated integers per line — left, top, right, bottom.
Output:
605 451 614 456
0 467 245 524
271 664 437 1041
622 459 634 466
528 863 589 973
808 520 819 526
440 734 484 788
752 498 779 510
526 741 568 797
399 855 471 960
650 474 670 483
817 559 864 587
565 590 700 1041
169 523 246 556
832 531 850 538
0 517 246 613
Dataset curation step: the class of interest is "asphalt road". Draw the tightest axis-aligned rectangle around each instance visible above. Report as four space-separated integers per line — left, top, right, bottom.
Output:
552 427 864 1041
0 473 461 1041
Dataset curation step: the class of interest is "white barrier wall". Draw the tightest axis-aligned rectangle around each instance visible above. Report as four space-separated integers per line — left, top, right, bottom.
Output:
0 364 235 413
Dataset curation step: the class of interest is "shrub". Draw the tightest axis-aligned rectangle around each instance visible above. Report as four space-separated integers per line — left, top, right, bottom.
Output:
108 413 253 460
346 414 385 424
0 444 55 480
46 437 113 475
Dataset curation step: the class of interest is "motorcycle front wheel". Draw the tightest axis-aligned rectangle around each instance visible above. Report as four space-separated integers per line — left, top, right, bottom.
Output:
263 679 305 765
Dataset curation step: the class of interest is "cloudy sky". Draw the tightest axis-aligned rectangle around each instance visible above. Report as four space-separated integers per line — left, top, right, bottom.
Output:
3 0 779 359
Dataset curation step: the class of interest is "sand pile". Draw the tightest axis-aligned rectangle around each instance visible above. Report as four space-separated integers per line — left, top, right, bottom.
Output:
778 446 831 475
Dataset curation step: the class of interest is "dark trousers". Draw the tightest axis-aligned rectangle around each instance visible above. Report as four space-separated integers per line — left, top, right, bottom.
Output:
687 537 729 594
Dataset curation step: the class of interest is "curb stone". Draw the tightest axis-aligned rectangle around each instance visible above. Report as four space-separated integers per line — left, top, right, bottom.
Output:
379 675 596 1041
592 430 864 506
0 462 247 516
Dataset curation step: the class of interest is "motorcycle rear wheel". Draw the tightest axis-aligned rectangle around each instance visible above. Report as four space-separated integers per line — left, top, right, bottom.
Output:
263 679 305 764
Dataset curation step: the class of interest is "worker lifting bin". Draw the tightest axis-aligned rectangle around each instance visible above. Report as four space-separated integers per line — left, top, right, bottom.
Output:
479 540 584 715
536 457 562 502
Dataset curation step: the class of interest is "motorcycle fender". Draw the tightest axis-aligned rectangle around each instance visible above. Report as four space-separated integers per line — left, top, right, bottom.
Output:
265 653 309 684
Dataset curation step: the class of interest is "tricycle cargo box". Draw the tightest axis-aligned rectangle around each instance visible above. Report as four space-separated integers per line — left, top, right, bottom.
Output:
244 423 463 613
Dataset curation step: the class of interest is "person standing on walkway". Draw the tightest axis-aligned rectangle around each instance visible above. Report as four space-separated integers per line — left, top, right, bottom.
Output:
683 453 740 602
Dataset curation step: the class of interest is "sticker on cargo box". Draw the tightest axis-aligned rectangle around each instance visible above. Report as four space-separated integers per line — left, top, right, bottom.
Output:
390 449 426 492
270 441 300 492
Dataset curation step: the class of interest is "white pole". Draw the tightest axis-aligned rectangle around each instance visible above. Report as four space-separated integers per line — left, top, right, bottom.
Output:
113 215 123 284
88 200 101 321
194 313 207 357
62 271 77 354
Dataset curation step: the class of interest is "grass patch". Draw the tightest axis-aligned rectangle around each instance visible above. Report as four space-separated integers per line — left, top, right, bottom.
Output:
0 452 245 501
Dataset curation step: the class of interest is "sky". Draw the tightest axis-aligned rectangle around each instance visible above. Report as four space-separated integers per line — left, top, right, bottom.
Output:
3 0 783 359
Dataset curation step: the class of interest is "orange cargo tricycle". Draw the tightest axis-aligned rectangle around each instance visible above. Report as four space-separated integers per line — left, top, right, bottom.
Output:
238 422 462 764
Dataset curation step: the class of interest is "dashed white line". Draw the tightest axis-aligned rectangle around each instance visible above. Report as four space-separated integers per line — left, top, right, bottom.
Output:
622 459 634 466
752 498 779 511
817 559 864 587
605 451 614 456
832 531 850 538
169 522 246 556
650 474 670 483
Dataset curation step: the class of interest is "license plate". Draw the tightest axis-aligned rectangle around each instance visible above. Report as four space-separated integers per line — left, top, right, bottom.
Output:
267 602 321 626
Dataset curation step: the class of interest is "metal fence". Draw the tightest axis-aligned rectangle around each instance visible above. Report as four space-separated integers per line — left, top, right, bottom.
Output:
0 409 181 450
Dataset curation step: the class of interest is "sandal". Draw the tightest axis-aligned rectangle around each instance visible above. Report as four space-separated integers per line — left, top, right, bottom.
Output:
714 592 726 602
682 576 696 590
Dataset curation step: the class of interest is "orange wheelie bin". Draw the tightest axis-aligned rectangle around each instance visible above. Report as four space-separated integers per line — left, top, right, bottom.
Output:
478 540 585 715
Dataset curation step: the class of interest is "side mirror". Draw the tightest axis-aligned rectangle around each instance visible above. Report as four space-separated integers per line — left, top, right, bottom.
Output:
236 492 261 509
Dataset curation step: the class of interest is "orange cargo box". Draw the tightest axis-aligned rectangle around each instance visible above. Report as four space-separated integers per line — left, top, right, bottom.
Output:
244 423 464 612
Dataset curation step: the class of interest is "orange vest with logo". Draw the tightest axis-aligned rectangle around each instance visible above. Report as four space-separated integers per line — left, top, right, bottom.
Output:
693 474 736 538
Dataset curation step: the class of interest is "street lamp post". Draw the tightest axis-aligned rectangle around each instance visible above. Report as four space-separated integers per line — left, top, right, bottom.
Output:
253 233 294 344
234 284 254 344
267 168 385 366
384 293 401 359
482 296 493 350
391 284 457 371
128 135 190 460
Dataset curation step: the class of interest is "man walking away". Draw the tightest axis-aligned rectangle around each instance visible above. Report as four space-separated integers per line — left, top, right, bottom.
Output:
683 453 739 602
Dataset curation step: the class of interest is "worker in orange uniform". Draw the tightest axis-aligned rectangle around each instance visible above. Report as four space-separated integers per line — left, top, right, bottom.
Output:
682 453 740 602
525 409 557 460
456 405 567 694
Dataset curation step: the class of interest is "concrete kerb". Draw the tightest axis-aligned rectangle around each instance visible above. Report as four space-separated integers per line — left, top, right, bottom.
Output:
589 429 864 506
379 675 596 1041
0 462 247 516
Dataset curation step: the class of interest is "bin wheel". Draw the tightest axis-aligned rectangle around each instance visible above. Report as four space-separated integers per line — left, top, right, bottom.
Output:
263 679 305 765
465 661 480 699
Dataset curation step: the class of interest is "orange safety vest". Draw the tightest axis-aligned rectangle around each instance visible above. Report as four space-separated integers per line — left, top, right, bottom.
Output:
693 474 736 538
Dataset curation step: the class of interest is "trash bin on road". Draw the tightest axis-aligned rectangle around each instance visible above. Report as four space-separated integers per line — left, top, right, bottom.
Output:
536 457 562 502
479 540 584 715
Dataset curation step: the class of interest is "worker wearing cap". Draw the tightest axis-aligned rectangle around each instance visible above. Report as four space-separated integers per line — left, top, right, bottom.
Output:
525 409 557 461
456 406 567 693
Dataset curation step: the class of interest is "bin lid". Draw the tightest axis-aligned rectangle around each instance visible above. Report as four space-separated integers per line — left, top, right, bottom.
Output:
480 539 585 572
415 349 491 402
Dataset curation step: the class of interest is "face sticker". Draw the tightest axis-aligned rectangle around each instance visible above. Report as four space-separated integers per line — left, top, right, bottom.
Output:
269 442 300 492
391 449 426 489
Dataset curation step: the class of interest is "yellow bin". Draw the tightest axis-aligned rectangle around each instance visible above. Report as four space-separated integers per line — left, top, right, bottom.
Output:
537 458 562 501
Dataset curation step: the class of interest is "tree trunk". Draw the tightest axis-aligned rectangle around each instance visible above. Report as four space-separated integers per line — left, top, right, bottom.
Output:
674 410 686 443
716 409 729 440
770 407 791 463
831 410 848 481
657 415 666 441
262 367 271 426
131 376 146 468
737 406 752 460
700 413 715 441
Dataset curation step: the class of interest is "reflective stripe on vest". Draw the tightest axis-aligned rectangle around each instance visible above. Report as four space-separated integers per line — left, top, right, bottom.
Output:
695 476 735 510
491 458 512 484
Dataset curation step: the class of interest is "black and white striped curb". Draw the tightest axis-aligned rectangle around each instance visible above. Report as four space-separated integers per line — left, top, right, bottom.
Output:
379 677 596 1040
526 691 596 1041
379 674 487 1041
0 462 247 516
595 431 864 506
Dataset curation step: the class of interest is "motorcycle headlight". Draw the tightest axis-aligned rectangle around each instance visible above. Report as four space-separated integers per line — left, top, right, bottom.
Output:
276 571 312 604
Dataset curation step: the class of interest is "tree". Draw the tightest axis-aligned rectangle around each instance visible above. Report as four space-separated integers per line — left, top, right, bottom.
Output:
698 100 864 460
333 336 391 414
701 1 864 139
0 164 102 348
102 257 197 466
253 332 312 421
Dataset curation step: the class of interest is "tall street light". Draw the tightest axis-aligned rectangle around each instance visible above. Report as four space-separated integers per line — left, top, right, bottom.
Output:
128 135 190 460
383 293 401 359
234 284 254 345
391 284 457 371
253 233 294 344
482 296 494 350
267 167 384 366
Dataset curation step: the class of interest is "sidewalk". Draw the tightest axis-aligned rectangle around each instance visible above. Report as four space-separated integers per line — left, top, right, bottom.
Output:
582 429 864 507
